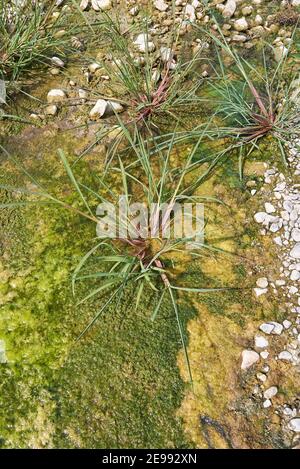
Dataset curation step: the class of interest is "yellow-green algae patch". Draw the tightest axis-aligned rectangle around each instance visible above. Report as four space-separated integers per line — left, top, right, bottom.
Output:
0 125 192 448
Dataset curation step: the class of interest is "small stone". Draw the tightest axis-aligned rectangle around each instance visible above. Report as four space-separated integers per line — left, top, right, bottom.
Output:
257 372 267 382
160 47 173 63
154 0 168 12
254 15 263 26
274 236 283 246
278 351 293 361
222 0 237 19
291 270 300 281
269 322 283 335
263 399 272 408
129 6 139 16
49 68 60 76
234 17 249 32
134 34 155 53
256 277 268 289
47 89 66 104
269 221 282 233
91 0 111 11
106 101 124 114
242 6 253 16
259 323 274 335
185 4 196 22
265 202 276 214
251 26 265 37
288 418 300 432
45 104 58 116
88 63 101 73
241 350 259 370
254 212 266 223
255 335 269 349
291 229 300 242
80 0 89 10
232 34 247 42
283 320 292 329
283 200 293 212
51 56 65 68
254 287 267 297
274 45 288 63
78 89 88 100
260 351 269 359
290 244 300 259
263 386 278 400
30 113 41 120
89 99 107 119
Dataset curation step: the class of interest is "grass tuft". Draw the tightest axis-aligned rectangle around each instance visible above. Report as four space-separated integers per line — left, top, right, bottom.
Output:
0 0 72 90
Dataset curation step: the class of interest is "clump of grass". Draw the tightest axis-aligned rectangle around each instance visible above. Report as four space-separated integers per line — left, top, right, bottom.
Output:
95 13 205 125
204 23 300 166
156 21 300 175
74 12 208 166
0 127 232 381
0 0 71 89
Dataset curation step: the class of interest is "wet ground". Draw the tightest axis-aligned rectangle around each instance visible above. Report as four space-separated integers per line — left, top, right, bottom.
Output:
0 0 299 449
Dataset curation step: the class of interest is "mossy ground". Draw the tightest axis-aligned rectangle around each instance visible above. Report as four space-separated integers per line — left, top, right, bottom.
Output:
0 3 297 447
0 96 287 448
0 124 196 448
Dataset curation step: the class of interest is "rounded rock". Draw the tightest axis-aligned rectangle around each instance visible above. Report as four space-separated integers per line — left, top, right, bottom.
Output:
241 350 260 370
290 244 300 259
234 17 249 32
47 89 66 104
263 386 278 400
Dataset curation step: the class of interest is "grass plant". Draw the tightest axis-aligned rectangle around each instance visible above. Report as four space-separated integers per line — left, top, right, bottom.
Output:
0 127 232 381
0 0 72 89
74 11 207 165
151 21 300 177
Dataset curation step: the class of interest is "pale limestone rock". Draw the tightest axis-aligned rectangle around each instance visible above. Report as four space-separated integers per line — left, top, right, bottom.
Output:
241 350 259 370
91 0 111 11
222 0 236 18
89 99 107 119
234 17 249 32
154 0 168 12
47 89 66 104
263 386 278 399
274 45 288 63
